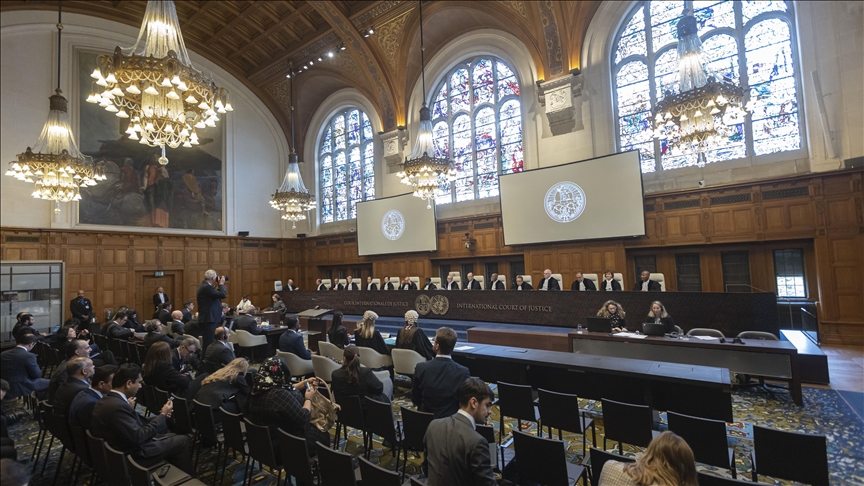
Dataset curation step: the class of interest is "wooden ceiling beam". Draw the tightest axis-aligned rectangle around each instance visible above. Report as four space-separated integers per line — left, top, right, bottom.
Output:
180 1 219 30
207 1 263 45
228 5 314 61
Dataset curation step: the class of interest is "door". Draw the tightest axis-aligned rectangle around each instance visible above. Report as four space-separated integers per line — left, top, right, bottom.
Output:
142 275 175 317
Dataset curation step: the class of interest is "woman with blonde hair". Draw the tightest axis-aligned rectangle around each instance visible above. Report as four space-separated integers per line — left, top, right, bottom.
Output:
396 310 434 360
597 300 628 332
353 310 390 356
646 301 677 334
195 357 250 413
600 431 698 486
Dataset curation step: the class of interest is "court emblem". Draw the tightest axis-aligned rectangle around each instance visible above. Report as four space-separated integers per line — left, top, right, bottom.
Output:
415 294 449 316
381 210 405 240
544 181 586 223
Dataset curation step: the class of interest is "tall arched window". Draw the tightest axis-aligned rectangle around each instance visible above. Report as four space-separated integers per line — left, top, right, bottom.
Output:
613 1 802 173
319 108 375 223
431 57 523 205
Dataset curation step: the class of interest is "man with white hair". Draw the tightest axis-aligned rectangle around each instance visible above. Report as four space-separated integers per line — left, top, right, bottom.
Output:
537 268 560 291
170 310 187 336
196 269 226 352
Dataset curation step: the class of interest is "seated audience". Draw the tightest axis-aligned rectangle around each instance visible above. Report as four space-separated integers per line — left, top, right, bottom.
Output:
278 316 312 359
53 324 83 356
50 338 117 399
170 310 187 336
600 431 698 486
571 272 597 291
68 364 116 430
513 275 532 290
1 380 17 460
412 327 469 418
11 313 39 341
53 357 94 417
195 358 250 413
172 337 199 372
331 346 391 406
327 311 350 349
425 377 496 486
153 303 172 325
646 301 677 334
600 269 622 291
396 310 435 360
234 309 262 335
354 311 390 356
237 295 255 313
634 270 662 291
1 334 50 399
92 364 191 470
181 301 194 323
102 311 134 340
143 320 181 350
271 294 287 314
598 300 628 331
125 309 145 333
143 342 192 397
204 327 236 370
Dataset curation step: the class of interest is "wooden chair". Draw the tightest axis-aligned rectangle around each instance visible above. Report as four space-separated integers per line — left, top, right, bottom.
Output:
512 430 586 486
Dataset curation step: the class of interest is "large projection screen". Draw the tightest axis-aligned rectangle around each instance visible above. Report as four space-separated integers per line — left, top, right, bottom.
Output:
500 151 645 246
357 194 438 256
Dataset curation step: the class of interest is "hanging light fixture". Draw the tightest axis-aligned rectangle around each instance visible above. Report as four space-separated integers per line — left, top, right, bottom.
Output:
5 1 106 214
398 0 455 208
87 0 231 166
269 65 315 229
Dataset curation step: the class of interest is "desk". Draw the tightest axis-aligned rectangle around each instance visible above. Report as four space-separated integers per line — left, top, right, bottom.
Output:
570 331 802 406
451 343 733 422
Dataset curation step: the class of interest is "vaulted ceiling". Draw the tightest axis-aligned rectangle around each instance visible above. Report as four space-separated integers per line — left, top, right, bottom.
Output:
1 1 600 151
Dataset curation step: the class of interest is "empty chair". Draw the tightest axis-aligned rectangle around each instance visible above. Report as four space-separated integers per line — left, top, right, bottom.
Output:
102 441 132 483
674 325 684 334
70 425 96 484
364 397 401 466
512 430 586 485
243 418 285 484
601 398 656 454
697 472 771 486
589 447 634 486
312 355 342 382
751 425 828 485
318 341 343 360
45 407 76 486
333 394 367 452
359 456 401 486
476 424 499 470
667 411 736 478
276 350 314 378
192 399 224 483
400 406 434 482
85 430 109 482
391 348 426 377
234 330 267 361
734 332 788 395
277 429 317 486
317 441 357 486
219 407 250 486
170 395 195 436
497 382 540 466
687 328 726 338
356 346 393 369
537 388 596 455
128 456 193 486
30 398 50 473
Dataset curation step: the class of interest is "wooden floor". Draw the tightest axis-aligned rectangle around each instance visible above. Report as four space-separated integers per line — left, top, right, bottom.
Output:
819 344 864 392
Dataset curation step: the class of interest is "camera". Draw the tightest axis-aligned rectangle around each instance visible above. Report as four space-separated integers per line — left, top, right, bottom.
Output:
221 275 230 282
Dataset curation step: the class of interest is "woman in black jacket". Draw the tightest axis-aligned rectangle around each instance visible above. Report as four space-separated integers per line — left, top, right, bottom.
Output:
328 311 350 349
143 341 191 397
353 311 390 356
597 300 628 332
331 346 390 406
395 310 435 360
647 301 677 334
195 358 250 413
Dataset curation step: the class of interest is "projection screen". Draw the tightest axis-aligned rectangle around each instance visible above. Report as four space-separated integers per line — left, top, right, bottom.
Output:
357 193 438 256
499 151 645 246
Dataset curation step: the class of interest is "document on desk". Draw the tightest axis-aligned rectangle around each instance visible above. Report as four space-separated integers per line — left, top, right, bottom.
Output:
612 332 647 339
454 345 475 351
692 335 719 340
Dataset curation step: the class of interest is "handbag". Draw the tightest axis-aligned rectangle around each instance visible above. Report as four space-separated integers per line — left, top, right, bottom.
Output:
309 379 340 432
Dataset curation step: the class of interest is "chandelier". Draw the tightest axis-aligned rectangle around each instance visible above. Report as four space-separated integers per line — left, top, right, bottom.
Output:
398 0 455 208
5 2 105 214
87 0 231 165
652 8 753 166
269 66 315 229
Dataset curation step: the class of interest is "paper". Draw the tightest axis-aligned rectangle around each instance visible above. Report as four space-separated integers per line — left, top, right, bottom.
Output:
692 335 719 340
612 332 647 339
454 345 475 351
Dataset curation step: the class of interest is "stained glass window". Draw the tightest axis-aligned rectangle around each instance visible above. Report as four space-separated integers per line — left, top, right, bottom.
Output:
613 1 802 173
319 109 375 223
431 56 522 205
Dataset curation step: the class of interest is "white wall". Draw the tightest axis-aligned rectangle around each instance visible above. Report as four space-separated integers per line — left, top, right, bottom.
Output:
0 11 291 238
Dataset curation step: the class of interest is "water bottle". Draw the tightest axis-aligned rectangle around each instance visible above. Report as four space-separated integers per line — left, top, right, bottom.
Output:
576 324 583 334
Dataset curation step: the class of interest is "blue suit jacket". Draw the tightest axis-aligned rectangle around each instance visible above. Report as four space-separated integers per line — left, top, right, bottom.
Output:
68 387 101 430
0 346 49 399
412 357 470 419
277 330 311 360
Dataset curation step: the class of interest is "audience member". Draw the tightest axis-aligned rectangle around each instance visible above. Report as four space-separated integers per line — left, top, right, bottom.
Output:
172 337 199 372
153 302 173 325
53 357 94 417
0 458 30 486
237 295 255 313
327 311 350 349
204 326 235 370
197 269 227 353
270 294 286 314
0 334 49 399
181 301 194 323
331 346 391 408
11 313 38 341
597 300 628 332
234 309 262 335
143 342 192 397
1 380 16 460
68 365 116 430
195 358 250 414
646 301 677 334
396 310 435 360
412 327 469 418
277 316 312 359
50 338 117 400
170 310 187 336
600 431 698 486
354 311 390 356
125 309 145 332
424 377 496 486
102 311 134 340
52 324 83 356
143 320 181 350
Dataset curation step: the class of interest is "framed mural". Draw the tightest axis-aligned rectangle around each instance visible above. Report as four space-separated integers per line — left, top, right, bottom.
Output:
77 50 224 231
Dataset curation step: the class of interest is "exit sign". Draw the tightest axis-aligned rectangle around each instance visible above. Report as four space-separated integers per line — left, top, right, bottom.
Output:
154 271 165 277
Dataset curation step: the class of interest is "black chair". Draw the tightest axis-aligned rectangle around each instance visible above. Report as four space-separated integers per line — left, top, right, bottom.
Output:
243 418 285 484
334 394 367 452
359 456 401 486
589 447 634 486
751 425 828 485
192 399 224 484
36 402 59 476
409 478 427 486
107 338 125 364
277 428 317 486
70 425 96 486
30 399 50 473
667 411 736 478
136 344 148 365
85 430 109 483
475 424 499 470
399 406 433 482
171 395 196 436
538 388 596 456
364 397 401 466
512 430 586 486
153 386 170 412
697 472 771 486
316 441 357 486
219 407 250 486
128 456 193 486
102 441 132 484
140 383 158 416
46 409 77 486
497 382 540 466
601 398 656 454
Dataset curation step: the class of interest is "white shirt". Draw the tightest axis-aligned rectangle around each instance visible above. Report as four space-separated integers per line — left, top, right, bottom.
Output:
402 284 411 290
317 284 326 291
456 409 476 430
642 280 649 291
447 281 455 289
465 280 473 290
578 281 586 291
491 281 497 290
110 389 130 404
367 283 374 290
542 278 549 291
605 279 614 291
516 284 522 291
423 284 433 290
346 283 352 291
287 285 294 291
157 293 166 303
89 387 104 399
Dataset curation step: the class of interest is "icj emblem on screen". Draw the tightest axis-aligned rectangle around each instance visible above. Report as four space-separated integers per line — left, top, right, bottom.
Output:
381 209 406 240
544 182 586 223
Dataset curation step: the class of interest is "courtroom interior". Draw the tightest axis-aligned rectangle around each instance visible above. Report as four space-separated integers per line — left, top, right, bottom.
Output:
1 1 862 485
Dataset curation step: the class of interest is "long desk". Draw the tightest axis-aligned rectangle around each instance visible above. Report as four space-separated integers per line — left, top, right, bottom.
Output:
570 331 802 406
451 343 734 422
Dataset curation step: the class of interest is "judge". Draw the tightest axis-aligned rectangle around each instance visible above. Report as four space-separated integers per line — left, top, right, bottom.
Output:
600 270 622 291
513 275 533 291
344 276 360 291
488 273 505 291
571 272 597 291
365 276 378 291
380 276 395 290
634 271 662 291
400 277 418 290
315 279 329 291
285 279 296 291
422 278 437 290
463 273 482 290
444 275 460 290
537 269 561 291
152 286 169 311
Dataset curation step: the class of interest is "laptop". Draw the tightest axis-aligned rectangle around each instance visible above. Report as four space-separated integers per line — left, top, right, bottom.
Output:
586 317 612 333
642 322 666 336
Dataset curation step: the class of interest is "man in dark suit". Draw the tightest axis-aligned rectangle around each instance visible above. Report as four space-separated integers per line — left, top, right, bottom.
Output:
11 313 43 341
69 364 116 430
634 270 662 291
400 277 418 290
143 320 181 351
197 269 227 352
172 338 198 372
234 309 262 335
277 317 312 359
180 301 194 323
412 328 470 419
537 268 561 291
422 278 437 290
444 275 460 290
488 273 505 290
53 357 93 417
424 377 496 486
513 275 533 290
153 303 172 325
463 273 482 290
571 272 597 291
170 310 187 336
365 276 378 291
70 289 94 323
102 311 134 340
152 286 169 311
315 279 329 291
380 276 395 290
92 364 191 470
204 327 235 370
285 279 296 291
0 334 49 399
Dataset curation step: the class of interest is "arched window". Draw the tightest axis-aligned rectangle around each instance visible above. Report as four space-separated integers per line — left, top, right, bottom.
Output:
319 108 375 223
431 57 523 205
613 1 802 173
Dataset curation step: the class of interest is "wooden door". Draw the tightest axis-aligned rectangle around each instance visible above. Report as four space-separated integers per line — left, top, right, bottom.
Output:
142 275 175 316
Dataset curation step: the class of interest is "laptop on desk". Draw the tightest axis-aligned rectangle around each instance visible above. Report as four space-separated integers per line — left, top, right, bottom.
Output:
586 317 612 333
642 322 666 336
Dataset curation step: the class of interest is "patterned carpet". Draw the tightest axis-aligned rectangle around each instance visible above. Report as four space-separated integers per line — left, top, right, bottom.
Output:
5 383 863 485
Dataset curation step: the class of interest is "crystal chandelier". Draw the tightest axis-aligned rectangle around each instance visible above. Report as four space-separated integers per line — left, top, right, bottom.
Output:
652 7 753 166
398 0 455 208
87 0 231 165
269 66 315 229
5 2 105 214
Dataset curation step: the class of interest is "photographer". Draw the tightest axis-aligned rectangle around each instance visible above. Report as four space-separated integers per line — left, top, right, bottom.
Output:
196 269 227 352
